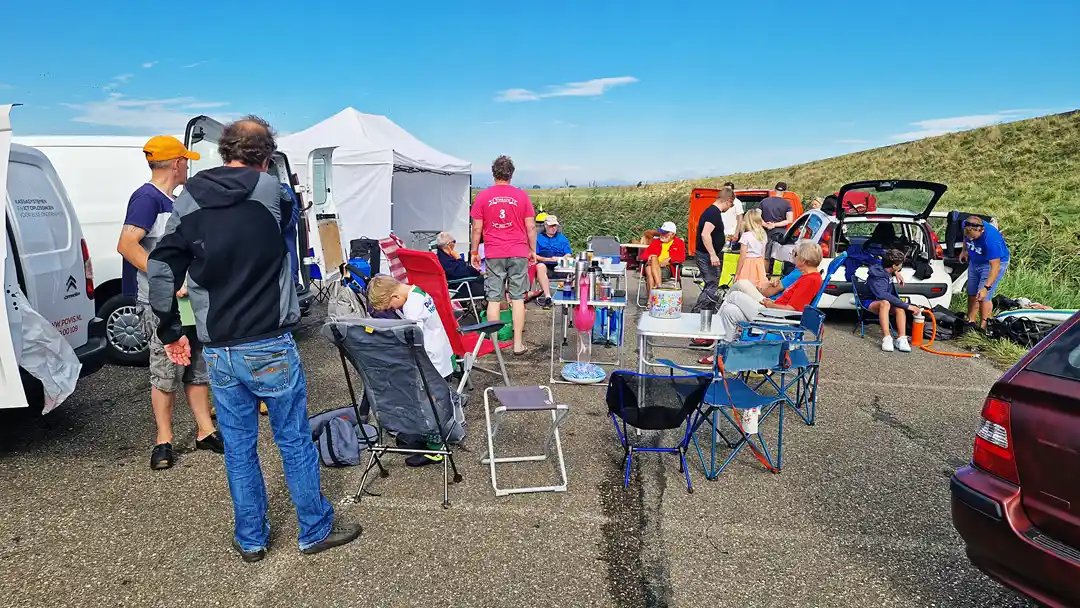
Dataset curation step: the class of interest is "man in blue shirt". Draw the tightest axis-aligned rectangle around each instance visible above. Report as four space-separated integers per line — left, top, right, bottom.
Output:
960 216 1010 329
534 215 572 308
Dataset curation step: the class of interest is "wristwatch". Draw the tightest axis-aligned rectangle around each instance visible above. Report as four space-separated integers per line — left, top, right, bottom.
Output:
983 284 992 289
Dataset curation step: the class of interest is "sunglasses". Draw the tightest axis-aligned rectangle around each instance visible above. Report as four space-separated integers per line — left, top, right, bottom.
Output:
964 222 984 229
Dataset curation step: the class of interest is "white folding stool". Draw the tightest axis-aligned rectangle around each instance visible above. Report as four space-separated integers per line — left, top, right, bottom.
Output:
481 386 569 496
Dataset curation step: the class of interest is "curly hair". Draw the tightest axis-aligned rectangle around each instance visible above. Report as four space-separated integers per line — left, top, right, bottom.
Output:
491 155 515 182
218 115 277 167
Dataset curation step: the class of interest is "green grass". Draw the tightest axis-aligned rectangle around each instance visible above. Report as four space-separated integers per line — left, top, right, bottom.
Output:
530 110 1080 313
525 110 1080 366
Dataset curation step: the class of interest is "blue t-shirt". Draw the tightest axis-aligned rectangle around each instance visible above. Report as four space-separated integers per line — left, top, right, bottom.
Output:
965 222 1010 265
536 231 572 260
121 183 174 300
769 268 803 301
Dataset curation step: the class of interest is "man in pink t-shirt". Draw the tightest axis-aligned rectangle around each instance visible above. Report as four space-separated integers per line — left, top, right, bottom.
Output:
470 155 536 355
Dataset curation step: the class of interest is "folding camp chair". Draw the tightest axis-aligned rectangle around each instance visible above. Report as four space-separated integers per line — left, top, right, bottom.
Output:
448 277 486 323
851 274 898 339
660 341 789 478
738 307 826 428
397 248 513 392
481 386 569 496
634 241 683 306
606 370 709 493
322 317 465 508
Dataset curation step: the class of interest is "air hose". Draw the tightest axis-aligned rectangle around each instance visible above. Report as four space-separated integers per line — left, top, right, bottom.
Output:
913 310 979 358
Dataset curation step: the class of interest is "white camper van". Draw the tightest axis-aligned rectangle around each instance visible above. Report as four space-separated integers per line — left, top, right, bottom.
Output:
17 122 313 365
2 105 107 411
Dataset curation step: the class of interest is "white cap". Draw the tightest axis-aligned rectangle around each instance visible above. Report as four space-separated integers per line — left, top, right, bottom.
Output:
659 221 677 234
544 215 560 226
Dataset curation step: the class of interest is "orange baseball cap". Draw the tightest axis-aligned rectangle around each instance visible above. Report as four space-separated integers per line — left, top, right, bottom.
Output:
143 135 200 162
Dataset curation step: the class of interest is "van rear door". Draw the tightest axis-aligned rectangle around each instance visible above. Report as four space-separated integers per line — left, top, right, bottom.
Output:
0 104 29 409
6 144 92 350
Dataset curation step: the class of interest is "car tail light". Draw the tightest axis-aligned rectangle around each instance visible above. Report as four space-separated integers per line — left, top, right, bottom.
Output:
80 238 95 300
972 397 1019 485
820 229 833 258
929 229 943 259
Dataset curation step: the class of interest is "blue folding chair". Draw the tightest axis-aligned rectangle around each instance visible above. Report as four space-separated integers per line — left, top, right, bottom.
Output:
659 341 789 478
738 307 826 431
852 275 897 339
606 371 708 493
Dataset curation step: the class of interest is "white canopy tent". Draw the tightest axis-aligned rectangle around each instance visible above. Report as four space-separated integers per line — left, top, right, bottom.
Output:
279 108 472 266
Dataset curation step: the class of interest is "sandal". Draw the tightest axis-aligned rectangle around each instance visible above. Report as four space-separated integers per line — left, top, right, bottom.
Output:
513 346 529 356
150 442 175 470
698 356 714 365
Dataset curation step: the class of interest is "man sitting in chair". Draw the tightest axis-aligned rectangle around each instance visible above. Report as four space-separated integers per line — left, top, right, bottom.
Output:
642 221 686 293
534 215 573 308
435 231 485 301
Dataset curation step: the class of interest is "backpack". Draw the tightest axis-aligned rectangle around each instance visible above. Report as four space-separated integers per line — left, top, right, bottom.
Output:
308 406 379 467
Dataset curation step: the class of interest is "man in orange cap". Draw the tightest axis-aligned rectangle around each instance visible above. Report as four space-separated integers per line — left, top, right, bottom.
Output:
116 135 222 471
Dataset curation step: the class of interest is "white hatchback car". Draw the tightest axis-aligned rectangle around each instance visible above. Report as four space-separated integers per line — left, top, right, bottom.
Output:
775 179 972 310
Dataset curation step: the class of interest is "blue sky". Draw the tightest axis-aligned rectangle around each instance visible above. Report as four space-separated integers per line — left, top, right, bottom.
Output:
3 0 1078 186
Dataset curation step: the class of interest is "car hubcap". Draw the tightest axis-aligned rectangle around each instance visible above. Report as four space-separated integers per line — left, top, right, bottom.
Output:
106 305 148 355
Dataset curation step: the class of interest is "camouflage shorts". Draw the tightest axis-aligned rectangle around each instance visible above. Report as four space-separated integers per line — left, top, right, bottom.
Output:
139 305 209 393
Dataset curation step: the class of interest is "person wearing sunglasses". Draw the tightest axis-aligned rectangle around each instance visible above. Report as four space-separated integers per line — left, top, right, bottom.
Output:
959 216 1010 329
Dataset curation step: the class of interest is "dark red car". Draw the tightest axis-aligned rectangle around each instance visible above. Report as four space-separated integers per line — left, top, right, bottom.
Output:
952 311 1080 607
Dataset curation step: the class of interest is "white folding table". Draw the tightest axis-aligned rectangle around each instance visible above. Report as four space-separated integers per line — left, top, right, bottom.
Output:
636 313 726 375
548 293 628 387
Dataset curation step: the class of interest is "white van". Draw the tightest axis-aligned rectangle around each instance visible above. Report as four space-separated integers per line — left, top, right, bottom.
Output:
1 105 107 411
16 123 313 365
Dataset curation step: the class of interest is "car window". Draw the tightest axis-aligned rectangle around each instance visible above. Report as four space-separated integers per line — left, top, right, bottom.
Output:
6 160 71 256
1027 321 1080 382
807 214 824 237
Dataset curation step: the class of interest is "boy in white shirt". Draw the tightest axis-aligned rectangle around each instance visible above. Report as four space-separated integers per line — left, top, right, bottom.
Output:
368 275 456 466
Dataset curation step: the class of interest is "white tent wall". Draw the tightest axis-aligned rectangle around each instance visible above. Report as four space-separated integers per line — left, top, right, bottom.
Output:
390 170 471 249
279 108 472 269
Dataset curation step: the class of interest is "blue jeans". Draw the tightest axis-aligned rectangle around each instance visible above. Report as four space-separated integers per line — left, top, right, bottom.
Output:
203 333 334 552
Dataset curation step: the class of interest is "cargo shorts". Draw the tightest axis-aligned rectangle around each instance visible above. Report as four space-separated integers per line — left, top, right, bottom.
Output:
139 305 209 393
484 257 529 301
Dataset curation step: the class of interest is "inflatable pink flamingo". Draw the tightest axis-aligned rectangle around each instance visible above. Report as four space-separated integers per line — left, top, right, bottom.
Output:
573 271 595 363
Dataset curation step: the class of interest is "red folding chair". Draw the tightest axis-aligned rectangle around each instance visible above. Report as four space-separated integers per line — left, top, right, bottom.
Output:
397 249 513 392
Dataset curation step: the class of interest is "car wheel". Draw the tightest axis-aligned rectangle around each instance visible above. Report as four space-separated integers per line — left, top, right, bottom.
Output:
100 294 149 366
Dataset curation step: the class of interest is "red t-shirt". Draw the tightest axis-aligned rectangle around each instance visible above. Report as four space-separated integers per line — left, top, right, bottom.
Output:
775 271 823 310
469 184 536 259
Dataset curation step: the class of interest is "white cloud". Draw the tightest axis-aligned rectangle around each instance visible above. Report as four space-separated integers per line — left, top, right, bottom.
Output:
181 60 210 69
890 110 1042 141
0 83 12 90
142 61 158 69
62 93 235 131
495 76 638 102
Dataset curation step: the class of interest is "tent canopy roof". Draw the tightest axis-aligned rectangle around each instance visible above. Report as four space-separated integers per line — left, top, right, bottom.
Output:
279 107 471 174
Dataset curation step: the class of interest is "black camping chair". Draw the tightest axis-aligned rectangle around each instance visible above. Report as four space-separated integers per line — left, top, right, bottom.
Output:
322 317 464 508
605 371 708 493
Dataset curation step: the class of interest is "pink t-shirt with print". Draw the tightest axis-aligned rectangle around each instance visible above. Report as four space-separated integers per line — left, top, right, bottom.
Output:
469 184 536 259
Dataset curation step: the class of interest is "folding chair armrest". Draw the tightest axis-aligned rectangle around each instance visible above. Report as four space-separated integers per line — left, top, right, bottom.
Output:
459 320 505 335
740 320 804 334
446 278 470 284
655 358 711 377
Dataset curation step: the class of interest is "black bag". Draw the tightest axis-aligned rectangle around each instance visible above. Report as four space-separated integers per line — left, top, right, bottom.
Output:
926 305 962 341
349 238 381 276
986 316 1057 348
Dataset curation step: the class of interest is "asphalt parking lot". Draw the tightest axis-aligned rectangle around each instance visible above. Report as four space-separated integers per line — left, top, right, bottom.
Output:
0 279 1036 607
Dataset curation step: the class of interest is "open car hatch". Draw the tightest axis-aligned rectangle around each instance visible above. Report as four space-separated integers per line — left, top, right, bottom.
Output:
835 179 948 221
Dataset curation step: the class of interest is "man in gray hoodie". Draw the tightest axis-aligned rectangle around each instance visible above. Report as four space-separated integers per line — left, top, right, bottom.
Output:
148 116 360 562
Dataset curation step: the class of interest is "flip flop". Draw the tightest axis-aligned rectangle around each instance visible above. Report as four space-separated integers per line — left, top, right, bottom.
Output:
698 356 714 365
513 347 529 356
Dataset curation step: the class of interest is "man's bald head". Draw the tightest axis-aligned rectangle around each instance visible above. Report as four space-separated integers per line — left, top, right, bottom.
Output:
219 115 277 168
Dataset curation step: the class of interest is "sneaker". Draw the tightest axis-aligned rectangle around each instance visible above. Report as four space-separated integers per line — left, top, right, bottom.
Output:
300 522 362 555
231 537 267 563
541 296 553 310
405 453 444 467
196 431 225 454
881 336 895 352
896 336 912 353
